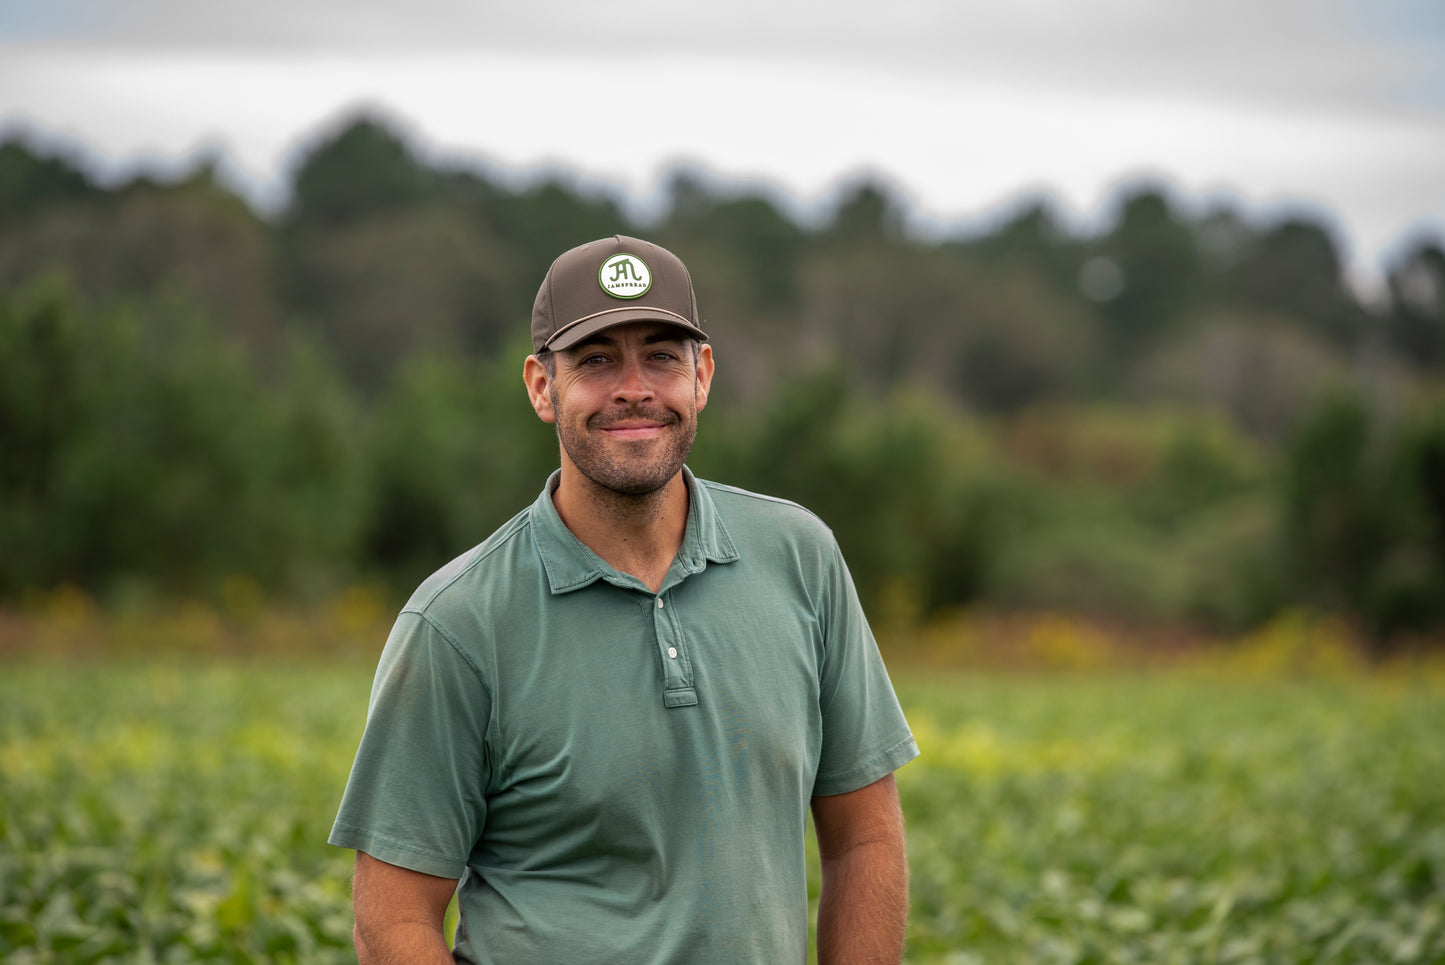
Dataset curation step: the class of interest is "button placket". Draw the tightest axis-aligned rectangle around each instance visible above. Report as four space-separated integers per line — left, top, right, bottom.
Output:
652 591 696 708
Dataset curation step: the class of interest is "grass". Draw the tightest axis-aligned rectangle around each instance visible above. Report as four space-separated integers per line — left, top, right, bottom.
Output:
2 629 1443 963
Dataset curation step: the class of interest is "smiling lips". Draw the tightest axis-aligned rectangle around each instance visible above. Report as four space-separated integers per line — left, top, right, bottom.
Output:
594 410 677 438
600 421 673 442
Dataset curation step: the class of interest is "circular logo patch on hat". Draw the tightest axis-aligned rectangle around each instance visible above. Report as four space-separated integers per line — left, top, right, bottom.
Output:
598 253 652 299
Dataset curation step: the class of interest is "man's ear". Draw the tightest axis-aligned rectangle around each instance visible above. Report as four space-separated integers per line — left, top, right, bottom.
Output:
694 343 715 413
523 355 556 423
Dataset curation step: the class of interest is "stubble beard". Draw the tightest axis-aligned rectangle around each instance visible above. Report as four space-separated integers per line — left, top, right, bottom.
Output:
552 391 698 500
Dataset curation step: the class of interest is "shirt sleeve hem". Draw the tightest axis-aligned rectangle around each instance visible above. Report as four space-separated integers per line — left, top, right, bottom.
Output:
812 733 921 797
327 823 468 880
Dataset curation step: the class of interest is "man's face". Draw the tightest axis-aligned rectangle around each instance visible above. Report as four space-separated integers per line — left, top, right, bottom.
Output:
525 322 714 497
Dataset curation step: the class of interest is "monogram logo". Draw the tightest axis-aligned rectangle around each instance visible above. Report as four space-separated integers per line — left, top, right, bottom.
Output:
599 254 652 299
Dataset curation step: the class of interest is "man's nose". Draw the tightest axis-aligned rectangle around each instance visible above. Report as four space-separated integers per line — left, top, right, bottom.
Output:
613 357 654 403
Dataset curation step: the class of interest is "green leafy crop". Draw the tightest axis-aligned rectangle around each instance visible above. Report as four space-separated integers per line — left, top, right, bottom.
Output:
2 660 1442 963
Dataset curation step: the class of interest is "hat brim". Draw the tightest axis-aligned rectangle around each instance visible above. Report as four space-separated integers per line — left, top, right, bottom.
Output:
544 306 708 352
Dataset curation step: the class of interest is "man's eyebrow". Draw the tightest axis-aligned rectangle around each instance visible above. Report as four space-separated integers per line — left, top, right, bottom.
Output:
565 331 688 353
564 334 620 353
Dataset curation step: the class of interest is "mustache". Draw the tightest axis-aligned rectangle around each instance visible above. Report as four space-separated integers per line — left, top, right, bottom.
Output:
591 407 681 429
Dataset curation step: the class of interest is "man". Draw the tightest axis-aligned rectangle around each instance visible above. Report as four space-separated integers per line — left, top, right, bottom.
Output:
330 235 919 963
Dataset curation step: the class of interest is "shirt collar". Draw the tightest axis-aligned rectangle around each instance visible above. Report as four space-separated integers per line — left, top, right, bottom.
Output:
530 466 740 596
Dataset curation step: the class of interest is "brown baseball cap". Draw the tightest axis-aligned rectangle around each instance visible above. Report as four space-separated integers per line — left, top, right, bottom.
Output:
531 235 708 352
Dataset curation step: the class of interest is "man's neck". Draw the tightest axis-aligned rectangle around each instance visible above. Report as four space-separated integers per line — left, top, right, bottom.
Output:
551 467 690 594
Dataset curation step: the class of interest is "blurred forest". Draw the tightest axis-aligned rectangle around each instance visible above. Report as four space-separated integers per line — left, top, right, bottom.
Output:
3 112 1444 652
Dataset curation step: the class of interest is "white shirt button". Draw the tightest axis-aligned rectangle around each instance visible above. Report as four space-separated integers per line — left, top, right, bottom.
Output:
667 647 678 659
657 598 665 609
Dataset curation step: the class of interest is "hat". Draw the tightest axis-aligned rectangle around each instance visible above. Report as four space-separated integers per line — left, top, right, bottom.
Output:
532 235 708 352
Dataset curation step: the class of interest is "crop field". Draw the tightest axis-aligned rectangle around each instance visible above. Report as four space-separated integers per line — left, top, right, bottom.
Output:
2 654 1443 963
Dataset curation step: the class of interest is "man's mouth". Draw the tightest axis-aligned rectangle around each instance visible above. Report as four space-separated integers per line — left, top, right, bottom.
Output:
600 421 667 439
595 410 676 438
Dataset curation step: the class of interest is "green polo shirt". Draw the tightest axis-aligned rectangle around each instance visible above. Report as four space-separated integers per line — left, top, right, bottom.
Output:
330 468 918 964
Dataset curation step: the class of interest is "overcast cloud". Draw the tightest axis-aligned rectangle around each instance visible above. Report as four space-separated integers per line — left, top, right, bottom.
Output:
2 0 1442 283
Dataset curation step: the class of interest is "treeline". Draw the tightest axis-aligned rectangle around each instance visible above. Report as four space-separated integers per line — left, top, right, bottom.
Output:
2 113 1444 648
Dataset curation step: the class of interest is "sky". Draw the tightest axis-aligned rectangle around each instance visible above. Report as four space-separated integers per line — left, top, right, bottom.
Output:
2 0 1443 287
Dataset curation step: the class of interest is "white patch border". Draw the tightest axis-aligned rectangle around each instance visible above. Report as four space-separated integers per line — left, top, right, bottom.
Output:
598 253 653 300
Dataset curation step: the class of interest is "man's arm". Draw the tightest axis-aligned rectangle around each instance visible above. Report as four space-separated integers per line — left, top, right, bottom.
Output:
352 850 460 965
811 773 909 964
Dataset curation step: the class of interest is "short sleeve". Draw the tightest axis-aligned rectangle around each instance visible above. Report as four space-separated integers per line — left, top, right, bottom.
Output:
328 610 491 878
812 543 920 797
